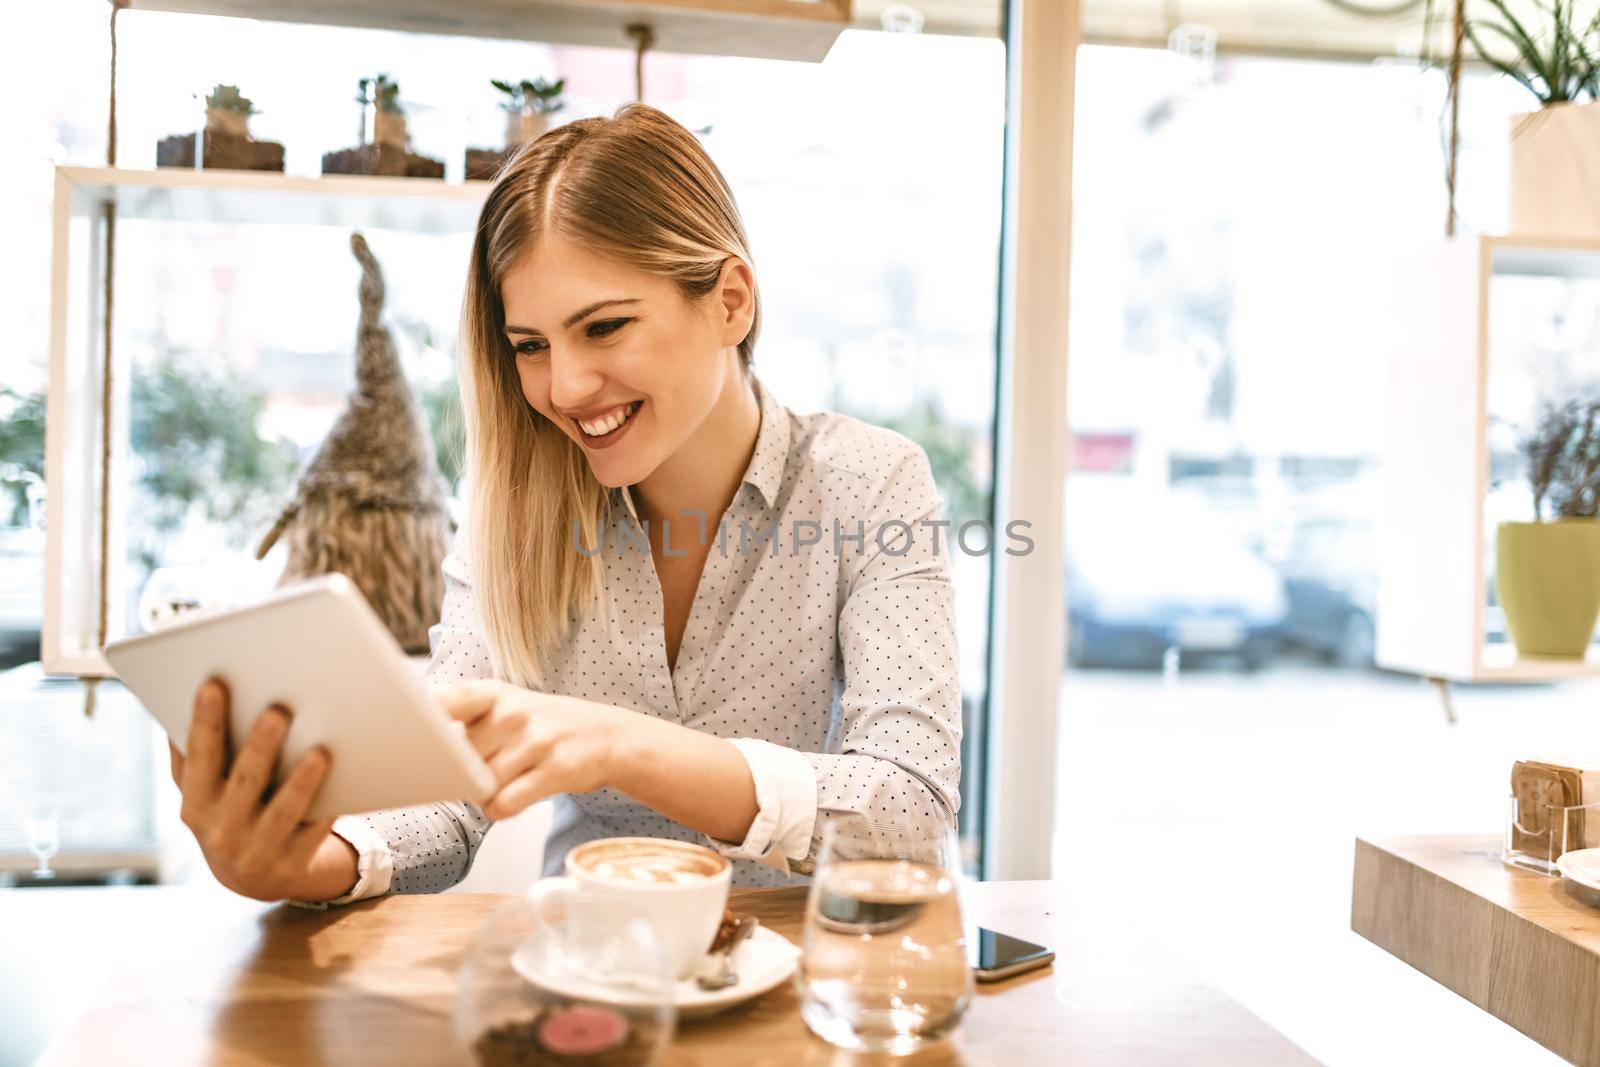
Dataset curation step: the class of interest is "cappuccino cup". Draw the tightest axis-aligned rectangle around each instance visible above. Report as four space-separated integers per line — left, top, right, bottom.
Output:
529 837 731 980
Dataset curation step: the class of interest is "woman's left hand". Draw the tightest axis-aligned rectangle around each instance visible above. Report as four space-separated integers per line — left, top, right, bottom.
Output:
438 680 636 819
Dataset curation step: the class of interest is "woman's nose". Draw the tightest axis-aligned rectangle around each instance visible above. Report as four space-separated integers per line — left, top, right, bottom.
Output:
546 349 605 412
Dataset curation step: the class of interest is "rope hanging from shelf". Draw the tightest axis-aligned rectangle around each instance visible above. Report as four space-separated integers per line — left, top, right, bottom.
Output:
626 22 654 102
84 0 127 717
1444 0 1464 236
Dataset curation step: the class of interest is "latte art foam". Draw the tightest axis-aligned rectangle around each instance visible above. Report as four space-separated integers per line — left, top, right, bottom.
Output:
572 840 726 886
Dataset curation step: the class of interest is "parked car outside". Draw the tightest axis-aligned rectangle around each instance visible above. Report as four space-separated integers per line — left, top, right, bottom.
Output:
1065 490 1288 670
1275 514 1377 668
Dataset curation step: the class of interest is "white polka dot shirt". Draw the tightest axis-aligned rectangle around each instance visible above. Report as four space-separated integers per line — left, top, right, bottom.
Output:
324 372 963 898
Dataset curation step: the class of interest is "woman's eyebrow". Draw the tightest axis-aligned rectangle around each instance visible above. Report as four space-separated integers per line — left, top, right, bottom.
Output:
505 298 642 335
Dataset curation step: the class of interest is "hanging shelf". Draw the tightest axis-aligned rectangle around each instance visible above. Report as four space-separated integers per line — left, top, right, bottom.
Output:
44 164 492 677
1375 234 1600 684
54 165 489 232
119 0 853 62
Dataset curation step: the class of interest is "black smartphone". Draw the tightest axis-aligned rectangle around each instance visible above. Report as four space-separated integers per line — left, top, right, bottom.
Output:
968 926 1054 982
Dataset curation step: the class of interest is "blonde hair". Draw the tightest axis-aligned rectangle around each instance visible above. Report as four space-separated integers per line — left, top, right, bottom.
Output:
460 102 761 688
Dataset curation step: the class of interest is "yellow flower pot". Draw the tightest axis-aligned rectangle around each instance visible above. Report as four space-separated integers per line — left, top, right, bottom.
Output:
1496 519 1600 657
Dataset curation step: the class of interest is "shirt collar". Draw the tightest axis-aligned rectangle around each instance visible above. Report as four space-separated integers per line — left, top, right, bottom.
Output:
611 371 789 522
742 372 790 511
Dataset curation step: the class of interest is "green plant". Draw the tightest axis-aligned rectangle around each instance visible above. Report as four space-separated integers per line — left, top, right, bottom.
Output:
0 387 45 526
1464 0 1600 105
358 74 404 115
491 77 566 116
1522 394 1600 519
205 84 256 116
128 359 301 576
418 374 465 494
0 364 303 580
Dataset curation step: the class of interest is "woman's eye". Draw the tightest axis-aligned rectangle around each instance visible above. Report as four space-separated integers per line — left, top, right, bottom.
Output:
587 318 630 339
512 319 627 358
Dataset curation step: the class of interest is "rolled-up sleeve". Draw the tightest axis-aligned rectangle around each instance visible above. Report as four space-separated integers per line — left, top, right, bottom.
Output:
801 447 964 867
702 736 820 874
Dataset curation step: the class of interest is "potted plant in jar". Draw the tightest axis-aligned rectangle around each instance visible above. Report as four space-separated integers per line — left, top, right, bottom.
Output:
322 74 445 179
364 74 407 151
205 83 254 138
498 77 566 146
466 77 567 181
1496 394 1600 657
1465 0 1600 236
156 83 284 172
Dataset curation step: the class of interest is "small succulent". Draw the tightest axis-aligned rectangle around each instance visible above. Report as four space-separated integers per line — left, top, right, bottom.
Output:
1522 394 1600 519
206 84 256 116
491 77 566 116
358 74 404 115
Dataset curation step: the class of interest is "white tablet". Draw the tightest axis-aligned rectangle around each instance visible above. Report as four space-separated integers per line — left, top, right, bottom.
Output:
105 573 497 821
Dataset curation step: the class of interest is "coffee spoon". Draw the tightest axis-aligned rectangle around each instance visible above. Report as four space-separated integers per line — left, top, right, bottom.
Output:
695 915 757 990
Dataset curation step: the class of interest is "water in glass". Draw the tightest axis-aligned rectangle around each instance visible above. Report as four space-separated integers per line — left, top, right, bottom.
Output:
799 816 972 1053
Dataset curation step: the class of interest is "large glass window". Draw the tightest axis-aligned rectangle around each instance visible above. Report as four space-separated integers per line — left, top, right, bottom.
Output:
1062 42 1600 1064
2 5 1004 893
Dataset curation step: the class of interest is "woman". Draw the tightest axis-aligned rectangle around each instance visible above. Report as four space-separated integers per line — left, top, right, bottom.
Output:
168 103 963 903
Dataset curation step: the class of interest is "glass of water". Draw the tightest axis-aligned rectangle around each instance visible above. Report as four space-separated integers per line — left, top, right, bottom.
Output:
798 814 972 1054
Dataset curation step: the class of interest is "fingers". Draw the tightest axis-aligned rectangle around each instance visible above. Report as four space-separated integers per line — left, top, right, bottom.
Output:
466 704 533 761
169 742 184 787
244 746 329 867
487 735 551 785
215 707 290 839
437 679 505 724
484 768 558 820
183 679 229 802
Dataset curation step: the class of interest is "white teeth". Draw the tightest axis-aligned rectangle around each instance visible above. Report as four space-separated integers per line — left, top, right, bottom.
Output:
579 401 639 437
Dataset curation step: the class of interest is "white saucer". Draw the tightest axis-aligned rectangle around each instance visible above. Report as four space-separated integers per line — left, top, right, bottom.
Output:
1557 848 1600 892
511 925 800 1020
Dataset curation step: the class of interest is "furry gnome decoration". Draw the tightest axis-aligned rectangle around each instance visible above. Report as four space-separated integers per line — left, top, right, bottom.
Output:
256 231 452 653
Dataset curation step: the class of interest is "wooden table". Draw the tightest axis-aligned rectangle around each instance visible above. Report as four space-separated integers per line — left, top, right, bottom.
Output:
36 879 1315 1066
1353 834 1600 1067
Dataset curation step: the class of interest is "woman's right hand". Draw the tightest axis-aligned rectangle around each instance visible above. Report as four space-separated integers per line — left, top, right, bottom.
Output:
169 679 359 903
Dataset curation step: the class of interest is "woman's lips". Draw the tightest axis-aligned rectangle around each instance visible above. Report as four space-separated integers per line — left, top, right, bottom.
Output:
574 400 643 450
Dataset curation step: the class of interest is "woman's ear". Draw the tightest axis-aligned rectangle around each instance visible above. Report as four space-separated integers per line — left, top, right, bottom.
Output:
714 255 756 348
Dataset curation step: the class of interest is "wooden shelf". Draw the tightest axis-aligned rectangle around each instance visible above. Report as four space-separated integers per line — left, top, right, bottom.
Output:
1477 643 1600 682
122 0 851 62
1375 234 1600 686
56 165 488 233
1489 234 1600 279
44 163 491 675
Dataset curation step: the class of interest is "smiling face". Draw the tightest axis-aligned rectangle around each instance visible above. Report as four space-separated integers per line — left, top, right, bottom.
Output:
500 234 753 490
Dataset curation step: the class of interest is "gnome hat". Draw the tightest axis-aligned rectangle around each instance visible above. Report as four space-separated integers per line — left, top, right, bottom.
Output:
257 231 447 556
256 231 452 652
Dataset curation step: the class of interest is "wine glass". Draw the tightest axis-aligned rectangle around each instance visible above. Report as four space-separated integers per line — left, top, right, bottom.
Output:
798 814 973 1054
24 810 60 880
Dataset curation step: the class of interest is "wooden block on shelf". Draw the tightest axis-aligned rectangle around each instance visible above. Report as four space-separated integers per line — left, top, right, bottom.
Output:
464 147 509 182
321 144 444 180
156 130 285 172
